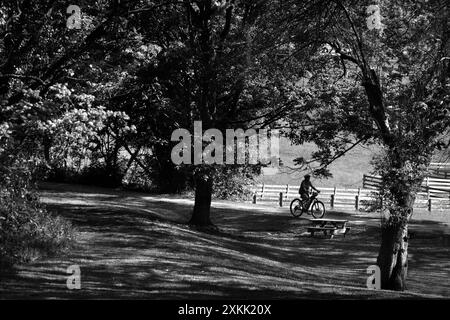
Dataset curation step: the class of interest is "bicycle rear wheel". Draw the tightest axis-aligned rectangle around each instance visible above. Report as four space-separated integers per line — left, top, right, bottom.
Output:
290 198 303 217
311 200 325 218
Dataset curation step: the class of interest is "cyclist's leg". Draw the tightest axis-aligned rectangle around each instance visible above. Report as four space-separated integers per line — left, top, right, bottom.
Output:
300 193 309 211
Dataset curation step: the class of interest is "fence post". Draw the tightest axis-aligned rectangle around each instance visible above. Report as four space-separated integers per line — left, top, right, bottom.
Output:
363 174 366 189
253 193 257 204
330 195 335 209
426 177 430 200
286 184 289 199
333 187 337 208
261 183 265 199
355 188 361 210
279 192 283 207
428 199 432 212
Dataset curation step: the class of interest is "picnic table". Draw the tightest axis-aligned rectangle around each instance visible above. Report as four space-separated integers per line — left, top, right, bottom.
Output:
306 219 351 239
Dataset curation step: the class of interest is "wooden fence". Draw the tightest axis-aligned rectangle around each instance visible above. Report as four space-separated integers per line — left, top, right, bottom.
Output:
363 162 450 190
429 162 450 179
252 184 378 210
363 175 450 198
252 183 450 211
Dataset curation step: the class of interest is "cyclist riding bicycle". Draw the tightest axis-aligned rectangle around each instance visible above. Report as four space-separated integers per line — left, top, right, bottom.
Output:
299 174 319 211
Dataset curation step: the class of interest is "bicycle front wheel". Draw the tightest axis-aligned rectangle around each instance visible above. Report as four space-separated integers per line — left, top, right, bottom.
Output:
290 198 303 217
311 200 325 218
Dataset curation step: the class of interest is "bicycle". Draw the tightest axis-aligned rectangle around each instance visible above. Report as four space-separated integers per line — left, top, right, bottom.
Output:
289 191 326 218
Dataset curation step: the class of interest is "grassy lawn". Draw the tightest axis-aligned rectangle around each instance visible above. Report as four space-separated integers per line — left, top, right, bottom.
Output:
0 183 448 299
262 138 450 188
260 138 381 187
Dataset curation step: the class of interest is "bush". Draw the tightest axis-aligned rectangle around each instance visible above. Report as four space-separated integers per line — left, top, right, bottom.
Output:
0 159 75 269
213 166 259 201
122 161 155 192
122 153 192 193
77 164 124 188
46 163 125 188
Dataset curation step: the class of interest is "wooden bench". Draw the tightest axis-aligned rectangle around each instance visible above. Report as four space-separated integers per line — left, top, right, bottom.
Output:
306 219 351 239
307 226 337 237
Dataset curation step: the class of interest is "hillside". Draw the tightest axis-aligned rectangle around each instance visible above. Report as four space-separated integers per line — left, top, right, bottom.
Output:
258 138 381 188
259 138 450 188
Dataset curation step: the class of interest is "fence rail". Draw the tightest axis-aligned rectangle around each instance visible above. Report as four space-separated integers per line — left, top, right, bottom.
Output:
252 184 379 210
252 182 450 211
363 174 450 199
429 162 450 179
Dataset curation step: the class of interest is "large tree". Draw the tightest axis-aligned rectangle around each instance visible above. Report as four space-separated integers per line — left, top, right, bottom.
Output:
119 0 295 225
271 0 449 290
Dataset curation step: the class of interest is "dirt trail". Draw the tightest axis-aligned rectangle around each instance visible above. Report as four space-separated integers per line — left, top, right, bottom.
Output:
1 183 449 299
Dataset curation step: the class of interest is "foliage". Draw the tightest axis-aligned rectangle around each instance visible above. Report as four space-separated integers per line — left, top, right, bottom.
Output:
41 104 136 187
213 166 260 200
273 0 449 199
0 158 74 268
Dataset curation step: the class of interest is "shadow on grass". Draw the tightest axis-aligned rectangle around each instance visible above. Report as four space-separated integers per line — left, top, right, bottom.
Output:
0 184 449 299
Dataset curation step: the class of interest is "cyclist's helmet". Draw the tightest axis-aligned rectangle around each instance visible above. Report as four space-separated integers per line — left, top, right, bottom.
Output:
304 174 311 179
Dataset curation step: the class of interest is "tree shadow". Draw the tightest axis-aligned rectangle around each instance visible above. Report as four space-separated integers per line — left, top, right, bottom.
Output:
1 184 448 299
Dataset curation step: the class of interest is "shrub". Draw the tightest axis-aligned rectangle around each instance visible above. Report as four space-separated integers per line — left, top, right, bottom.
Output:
0 159 75 269
122 160 155 192
213 166 259 201
46 162 126 188
78 163 125 187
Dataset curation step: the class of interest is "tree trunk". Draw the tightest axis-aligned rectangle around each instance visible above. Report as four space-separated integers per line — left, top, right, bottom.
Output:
376 170 417 291
377 220 409 290
189 174 213 226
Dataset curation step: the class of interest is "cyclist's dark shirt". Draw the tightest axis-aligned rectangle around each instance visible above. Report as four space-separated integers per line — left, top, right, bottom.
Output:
299 180 313 195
